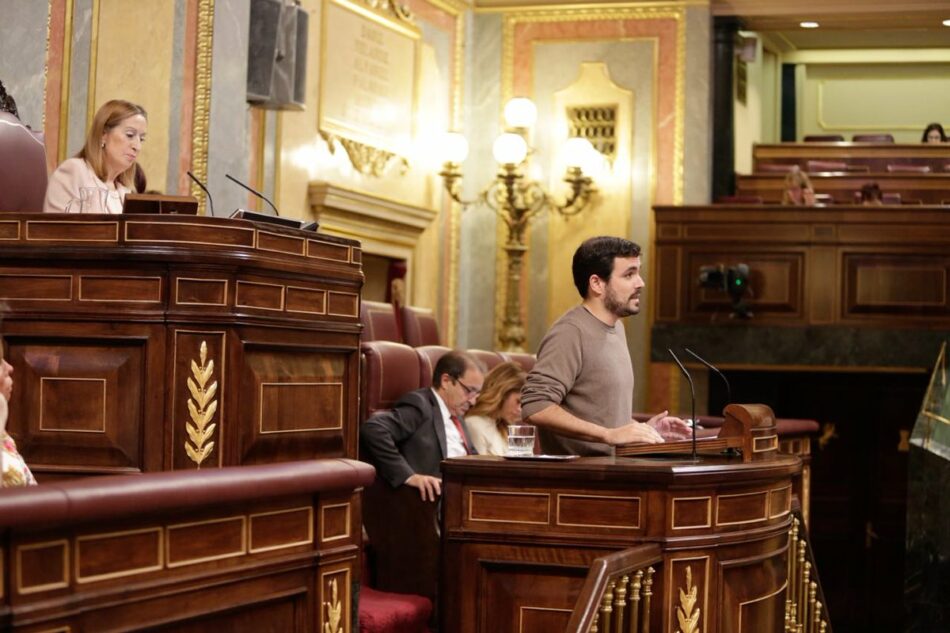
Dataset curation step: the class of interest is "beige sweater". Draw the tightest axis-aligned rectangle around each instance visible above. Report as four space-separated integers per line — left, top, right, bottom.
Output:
44 157 129 214
521 305 634 456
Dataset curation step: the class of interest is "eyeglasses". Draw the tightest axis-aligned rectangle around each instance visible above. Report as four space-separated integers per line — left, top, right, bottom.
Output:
454 377 480 398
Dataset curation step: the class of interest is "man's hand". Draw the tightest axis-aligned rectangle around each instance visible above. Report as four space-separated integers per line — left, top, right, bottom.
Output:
0 360 12 402
646 410 692 441
405 474 442 502
604 421 664 446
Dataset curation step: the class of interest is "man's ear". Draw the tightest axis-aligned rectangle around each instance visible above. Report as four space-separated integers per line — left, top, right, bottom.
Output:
588 273 606 298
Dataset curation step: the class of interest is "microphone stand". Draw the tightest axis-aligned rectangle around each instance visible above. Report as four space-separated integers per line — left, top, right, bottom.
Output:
186 171 214 217
685 348 732 406
668 348 697 461
225 173 280 216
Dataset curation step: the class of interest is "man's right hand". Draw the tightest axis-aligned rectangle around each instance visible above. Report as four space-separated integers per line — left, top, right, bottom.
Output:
604 420 664 446
405 474 442 502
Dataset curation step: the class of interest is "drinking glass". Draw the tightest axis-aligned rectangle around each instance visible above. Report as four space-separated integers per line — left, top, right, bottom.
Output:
506 425 536 456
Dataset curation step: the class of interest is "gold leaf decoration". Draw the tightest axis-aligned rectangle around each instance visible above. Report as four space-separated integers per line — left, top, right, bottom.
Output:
676 565 701 633
323 577 343 633
184 341 219 468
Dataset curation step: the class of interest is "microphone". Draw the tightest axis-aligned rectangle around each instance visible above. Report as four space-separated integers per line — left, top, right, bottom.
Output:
685 348 732 406
186 170 215 217
668 348 697 461
225 173 280 217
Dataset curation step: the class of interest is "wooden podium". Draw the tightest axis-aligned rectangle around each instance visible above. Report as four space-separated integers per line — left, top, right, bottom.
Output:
440 405 801 633
0 213 363 478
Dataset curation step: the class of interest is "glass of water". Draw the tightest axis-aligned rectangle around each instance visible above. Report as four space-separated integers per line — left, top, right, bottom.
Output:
507 425 536 456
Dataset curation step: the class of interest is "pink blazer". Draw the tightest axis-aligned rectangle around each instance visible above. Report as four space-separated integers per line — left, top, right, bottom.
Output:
44 157 130 214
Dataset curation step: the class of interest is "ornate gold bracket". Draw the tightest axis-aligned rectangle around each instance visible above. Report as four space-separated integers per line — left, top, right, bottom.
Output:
323 577 343 633
676 565 701 633
320 131 409 178
184 341 218 468
359 0 413 22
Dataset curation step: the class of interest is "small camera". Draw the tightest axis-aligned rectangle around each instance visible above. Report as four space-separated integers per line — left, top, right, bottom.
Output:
698 263 752 318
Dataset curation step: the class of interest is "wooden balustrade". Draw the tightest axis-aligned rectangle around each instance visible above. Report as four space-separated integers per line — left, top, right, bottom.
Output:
786 513 833 633
753 143 950 175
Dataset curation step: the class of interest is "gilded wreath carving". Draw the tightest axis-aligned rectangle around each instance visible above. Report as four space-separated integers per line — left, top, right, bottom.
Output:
184 341 218 467
676 565 701 633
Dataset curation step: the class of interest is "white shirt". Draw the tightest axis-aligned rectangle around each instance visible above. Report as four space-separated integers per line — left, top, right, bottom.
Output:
432 388 467 458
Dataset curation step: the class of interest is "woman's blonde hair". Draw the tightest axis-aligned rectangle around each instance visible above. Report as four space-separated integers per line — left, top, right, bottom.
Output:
780 166 813 204
467 361 525 435
77 99 147 188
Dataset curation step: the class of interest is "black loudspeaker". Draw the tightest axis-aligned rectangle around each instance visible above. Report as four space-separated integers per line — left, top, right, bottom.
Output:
247 0 308 110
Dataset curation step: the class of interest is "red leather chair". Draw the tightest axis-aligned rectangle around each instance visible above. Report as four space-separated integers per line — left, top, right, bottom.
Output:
886 164 931 173
852 133 894 143
415 345 451 388
360 300 402 343
0 112 47 212
465 349 506 372
360 341 421 421
500 352 537 372
803 134 844 142
882 192 902 204
806 160 848 172
400 305 441 347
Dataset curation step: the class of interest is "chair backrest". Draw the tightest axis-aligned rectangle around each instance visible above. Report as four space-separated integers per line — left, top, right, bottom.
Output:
882 192 902 204
813 193 834 205
360 300 402 343
500 352 537 372
757 163 797 173
852 133 894 143
465 349 507 372
803 134 844 142
0 112 48 212
886 163 931 173
360 340 421 420
806 160 848 172
415 345 452 388
401 305 441 347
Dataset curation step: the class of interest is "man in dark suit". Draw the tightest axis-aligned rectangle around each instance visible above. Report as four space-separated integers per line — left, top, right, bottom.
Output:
360 350 484 501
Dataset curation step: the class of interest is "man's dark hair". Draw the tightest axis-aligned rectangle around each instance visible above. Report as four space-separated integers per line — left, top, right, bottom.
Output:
432 350 483 387
0 80 19 119
571 236 641 299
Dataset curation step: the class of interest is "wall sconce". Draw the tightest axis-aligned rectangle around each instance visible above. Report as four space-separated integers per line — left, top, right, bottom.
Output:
439 97 599 352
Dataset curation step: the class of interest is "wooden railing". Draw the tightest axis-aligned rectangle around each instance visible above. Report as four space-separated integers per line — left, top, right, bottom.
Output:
566 544 663 633
786 512 834 633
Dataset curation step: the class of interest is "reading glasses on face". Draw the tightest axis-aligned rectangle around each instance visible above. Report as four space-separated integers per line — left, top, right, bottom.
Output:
455 378 480 397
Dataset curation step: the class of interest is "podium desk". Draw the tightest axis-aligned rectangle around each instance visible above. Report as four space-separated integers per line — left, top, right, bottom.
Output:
0 213 363 478
440 453 801 633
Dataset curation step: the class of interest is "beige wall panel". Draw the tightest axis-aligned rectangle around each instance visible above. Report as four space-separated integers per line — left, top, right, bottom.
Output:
93 0 175 193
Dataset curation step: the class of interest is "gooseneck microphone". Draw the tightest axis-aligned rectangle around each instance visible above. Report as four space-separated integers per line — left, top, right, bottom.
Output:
225 173 280 217
685 347 732 405
186 170 215 217
668 348 697 461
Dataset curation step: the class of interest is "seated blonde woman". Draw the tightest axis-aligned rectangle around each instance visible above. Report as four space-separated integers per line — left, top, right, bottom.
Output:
1 359 35 487
780 166 815 206
44 99 147 213
464 362 526 456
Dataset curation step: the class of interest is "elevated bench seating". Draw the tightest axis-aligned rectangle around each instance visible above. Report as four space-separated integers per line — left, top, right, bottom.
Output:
753 142 950 174
736 172 950 204
0 460 373 632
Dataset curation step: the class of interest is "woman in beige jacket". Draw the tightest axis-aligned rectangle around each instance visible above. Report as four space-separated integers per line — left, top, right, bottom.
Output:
44 99 147 213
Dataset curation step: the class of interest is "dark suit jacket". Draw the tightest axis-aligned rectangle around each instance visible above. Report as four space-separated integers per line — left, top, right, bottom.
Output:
360 388 476 488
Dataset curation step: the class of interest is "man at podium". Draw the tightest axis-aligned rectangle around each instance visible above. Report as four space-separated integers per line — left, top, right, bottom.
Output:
522 236 690 455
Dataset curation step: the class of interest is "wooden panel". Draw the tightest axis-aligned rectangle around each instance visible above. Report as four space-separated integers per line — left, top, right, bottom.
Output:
166 516 246 567
174 277 228 306
308 239 350 262
718 537 788 632
807 246 837 324
260 382 343 433
671 496 712 529
78 276 162 303
76 528 163 583
16 540 69 594
716 490 769 526
319 503 350 543
40 378 106 432
0 220 20 239
555 494 640 530
736 173 950 205
0 274 72 301
844 255 950 317
477 560 583 633
656 245 681 321
752 142 950 174
26 220 119 242
468 490 550 525
249 507 314 553
235 280 285 311
327 291 358 317
170 331 225 470
124 220 255 247
666 557 710 633
286 286 326 315
769 486 792 519
257 231 305 255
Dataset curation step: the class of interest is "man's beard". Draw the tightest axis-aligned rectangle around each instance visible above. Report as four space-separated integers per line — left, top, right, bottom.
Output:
604 286 639 318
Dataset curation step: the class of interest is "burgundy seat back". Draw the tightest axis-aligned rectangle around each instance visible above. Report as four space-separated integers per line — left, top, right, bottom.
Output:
757 163 797 173
803 134 844 142
852 133 894 143
360 341 421 420
0 112 47 212
882 192 902 204
806 160 848 172
415 345 451 388
401 305 441 347
465 349 506 372
886 164 931 173
501 352 536 372
360 300 402 343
